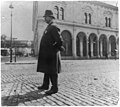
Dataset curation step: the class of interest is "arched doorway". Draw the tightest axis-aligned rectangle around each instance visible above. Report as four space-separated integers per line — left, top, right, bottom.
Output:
99 34 107 57
76 32 87 57
61 30 72 56
109 35 116 57
88 33 98 58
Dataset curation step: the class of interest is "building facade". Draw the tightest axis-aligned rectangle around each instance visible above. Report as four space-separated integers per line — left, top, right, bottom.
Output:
32 1 119 59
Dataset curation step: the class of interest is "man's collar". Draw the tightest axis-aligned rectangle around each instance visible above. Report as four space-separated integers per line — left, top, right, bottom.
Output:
48 21 53 26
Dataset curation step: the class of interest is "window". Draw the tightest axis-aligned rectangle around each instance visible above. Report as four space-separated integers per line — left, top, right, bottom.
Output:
54 6 59 19
54 6 64 20
84 13 92 24
105 17 108 27
85 13 87 24
105 17 111 27
104 11 112 27
60 7 64 20
89 13 91 24
108 18 111 27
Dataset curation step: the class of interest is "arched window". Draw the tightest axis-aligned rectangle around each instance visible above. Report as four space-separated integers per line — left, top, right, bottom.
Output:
109 18 111 27
89 13 91 24
85 13 87 24
60 7 64 20
105 17 108 27
54 6 59 19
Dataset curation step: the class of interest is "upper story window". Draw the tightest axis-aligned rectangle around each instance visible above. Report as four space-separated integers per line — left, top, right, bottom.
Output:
108 18 111 27
54 6 64 20
105 17 111 27
89 13 91 24
82 6 93 25
54 6 59 19
84 12 92 24
60 7 64 20
85 13 87 24
104 11 112 27
105 17 108 27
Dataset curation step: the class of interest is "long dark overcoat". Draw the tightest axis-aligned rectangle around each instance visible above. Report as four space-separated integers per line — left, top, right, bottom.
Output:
37 22 63 74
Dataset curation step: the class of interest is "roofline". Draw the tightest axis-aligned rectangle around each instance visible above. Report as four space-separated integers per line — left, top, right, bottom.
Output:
83 1 118 10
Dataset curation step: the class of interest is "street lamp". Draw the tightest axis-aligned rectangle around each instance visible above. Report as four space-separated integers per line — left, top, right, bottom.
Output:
9 3 14 62
13 38 17 62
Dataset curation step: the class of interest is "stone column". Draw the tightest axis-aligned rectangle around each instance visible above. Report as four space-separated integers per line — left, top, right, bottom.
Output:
100 42 103 57
110 44 112 57
107 41 111 58
86 37 89 58
72 37 76 58
91 41 93 57
86 39 89 58
97 40 99 58
106 38 109 58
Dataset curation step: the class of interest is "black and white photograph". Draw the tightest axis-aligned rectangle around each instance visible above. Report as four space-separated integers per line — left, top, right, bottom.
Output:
1 0 119 106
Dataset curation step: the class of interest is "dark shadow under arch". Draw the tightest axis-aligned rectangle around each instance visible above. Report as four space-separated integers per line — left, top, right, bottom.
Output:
99 34 107 57
76 32 87 57
109 35 116 56
88 33 98 57
61 30 72 56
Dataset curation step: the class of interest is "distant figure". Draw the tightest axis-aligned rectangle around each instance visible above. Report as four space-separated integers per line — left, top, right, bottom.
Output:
37 10 64 95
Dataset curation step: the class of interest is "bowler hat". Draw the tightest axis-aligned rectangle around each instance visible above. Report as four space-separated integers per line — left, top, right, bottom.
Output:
43 10 55 19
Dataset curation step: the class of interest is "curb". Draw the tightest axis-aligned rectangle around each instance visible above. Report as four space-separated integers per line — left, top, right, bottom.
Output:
5 62 36 65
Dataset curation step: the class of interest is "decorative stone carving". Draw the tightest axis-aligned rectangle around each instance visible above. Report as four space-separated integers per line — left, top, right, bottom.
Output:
82 6 93 14
103 11 113 18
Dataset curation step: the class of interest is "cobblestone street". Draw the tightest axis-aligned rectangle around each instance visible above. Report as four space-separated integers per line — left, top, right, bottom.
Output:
1 59 119 106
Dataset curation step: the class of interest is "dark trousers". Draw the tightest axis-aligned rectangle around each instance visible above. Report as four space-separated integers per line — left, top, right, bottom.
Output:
42 73 58 90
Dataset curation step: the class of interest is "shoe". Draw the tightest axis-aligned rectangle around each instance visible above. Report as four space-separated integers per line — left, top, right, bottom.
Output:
45 90 58 95
45 87 58 95
38 85 49 90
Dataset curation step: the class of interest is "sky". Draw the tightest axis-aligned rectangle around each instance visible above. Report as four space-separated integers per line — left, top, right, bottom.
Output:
1 0 118 41
1 1 33 40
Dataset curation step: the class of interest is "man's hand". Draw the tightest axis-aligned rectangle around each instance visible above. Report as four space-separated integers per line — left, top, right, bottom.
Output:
59 46 65 52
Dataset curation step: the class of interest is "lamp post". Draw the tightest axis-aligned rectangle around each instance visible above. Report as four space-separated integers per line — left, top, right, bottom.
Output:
13 38 17 62
9 3 14 62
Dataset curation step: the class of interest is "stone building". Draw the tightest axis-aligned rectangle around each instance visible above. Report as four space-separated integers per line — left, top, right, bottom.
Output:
32 1 119 59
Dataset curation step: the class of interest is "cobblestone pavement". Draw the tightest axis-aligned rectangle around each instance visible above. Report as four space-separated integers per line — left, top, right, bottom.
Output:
1 59 119 106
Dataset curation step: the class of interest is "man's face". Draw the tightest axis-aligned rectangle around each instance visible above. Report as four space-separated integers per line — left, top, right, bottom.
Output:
44 16 52 24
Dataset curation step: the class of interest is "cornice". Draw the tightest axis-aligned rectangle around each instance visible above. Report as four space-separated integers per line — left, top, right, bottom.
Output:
37 18 118 33
56 20 118 33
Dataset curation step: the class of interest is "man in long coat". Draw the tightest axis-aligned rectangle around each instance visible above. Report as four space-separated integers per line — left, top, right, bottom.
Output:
37 10 64 95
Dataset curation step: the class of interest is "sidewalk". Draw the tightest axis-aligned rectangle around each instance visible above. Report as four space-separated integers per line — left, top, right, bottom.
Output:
1 60 119 106
5 60 37 64
1 56 37 64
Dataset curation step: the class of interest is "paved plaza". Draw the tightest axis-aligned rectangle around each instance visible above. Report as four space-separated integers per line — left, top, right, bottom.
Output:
1 59 119 106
